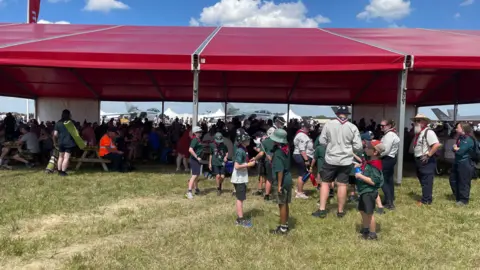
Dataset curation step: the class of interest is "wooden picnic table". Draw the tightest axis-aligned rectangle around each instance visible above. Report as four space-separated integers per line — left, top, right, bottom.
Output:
72 146 110 171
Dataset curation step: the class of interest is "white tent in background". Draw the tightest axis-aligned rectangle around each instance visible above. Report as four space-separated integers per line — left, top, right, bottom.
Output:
164 108 179 118
283 109 302 121
209 109 225 118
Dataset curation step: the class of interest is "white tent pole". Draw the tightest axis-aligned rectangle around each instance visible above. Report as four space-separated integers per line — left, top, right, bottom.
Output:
192 70 199 127
26 0 30 23
396 69 409 185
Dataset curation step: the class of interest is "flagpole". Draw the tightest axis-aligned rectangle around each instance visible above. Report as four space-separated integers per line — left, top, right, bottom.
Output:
27 0 30 23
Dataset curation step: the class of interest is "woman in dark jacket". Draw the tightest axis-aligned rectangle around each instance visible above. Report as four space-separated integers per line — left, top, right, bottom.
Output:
53 110 76 176
450 122 476 206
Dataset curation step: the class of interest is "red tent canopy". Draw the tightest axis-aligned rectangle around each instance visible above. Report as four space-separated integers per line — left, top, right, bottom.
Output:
0 24 479 105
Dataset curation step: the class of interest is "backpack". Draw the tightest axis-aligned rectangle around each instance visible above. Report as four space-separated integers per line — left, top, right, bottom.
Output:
422 129 441 157
469 138 480 163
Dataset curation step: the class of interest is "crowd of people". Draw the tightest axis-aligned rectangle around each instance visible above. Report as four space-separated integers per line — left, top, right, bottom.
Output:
1 106 478 238
183 106 478 238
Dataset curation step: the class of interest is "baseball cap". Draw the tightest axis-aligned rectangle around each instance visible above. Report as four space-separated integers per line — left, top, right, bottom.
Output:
369 140 385 154
336 106 350 115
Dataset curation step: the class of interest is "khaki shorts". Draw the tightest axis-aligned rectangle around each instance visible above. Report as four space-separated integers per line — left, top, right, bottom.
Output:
273 184 292 205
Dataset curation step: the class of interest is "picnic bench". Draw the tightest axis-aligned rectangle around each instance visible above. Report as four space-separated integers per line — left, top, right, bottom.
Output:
72 146 110 171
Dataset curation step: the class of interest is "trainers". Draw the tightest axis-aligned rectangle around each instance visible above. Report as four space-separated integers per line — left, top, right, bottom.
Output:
376 208 385 214
366 232 378 240
58 171 68 176
194 189 201 195
176 168 180 172
264 195 270 201
312 209 328 218
295 192 309 199
270 226 289 235
337 211 346 218
385 204 396 210
217 189 222 196
236 219 253 228
185 192 194 199
456 201 467 207
359 228 370 235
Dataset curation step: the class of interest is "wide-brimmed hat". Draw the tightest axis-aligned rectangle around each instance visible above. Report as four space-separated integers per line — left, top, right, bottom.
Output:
214 132 224 143
411 114 430 122
192 126 202 133
270 129 288 144
273 116 286 124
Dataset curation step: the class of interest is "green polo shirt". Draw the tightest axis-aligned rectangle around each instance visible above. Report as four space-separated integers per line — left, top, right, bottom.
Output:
356 163 383 195
210 142 228 166
272 147 292 188
190 138 203 157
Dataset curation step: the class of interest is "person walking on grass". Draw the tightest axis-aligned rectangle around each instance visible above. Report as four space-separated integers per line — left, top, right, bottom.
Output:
450 122 476 206
186 126 204 199
231 129 256 228
257 128 276 202
293 121 314 199
380 119 400 210
355 140 385 240
270 129 293 235
411 114 441 206
209 132 229 196
312 106 362 218
54 109 77 176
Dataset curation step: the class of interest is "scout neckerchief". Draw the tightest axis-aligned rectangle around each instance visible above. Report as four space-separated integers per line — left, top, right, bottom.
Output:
362 159 383 171
413 127 427 147
336 117 349 125
296 129 308 135
384 128 397 135
214 142 225 159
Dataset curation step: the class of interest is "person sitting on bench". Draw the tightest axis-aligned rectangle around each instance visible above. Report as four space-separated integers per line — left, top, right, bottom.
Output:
0 125 39 168
99 127 125 172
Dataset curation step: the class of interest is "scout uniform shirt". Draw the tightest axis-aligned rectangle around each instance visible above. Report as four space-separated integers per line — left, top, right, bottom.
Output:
319 119 363 166
293 131 314 158
209 142 228 167
454 135 474 162
231 146 249 184
272 146 292 189
356 161 384 195
190 136 204 158
413 128 439 158
262 137 275 163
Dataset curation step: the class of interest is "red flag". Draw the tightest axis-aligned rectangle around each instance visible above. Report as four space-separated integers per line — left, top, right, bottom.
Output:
28 0 41 24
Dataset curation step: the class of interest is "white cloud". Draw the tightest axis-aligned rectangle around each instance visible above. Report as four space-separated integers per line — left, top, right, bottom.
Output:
357 0 411 21
460 0 474 6
389 23 406 28
38 19 71 24
190 0 330 28
84 0 129 12
454 12 461 18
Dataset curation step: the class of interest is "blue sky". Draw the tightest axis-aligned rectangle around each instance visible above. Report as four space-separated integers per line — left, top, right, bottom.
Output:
0 0 479 118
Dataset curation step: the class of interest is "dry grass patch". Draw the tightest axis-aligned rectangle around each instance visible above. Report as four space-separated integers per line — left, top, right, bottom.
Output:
0 168 479 269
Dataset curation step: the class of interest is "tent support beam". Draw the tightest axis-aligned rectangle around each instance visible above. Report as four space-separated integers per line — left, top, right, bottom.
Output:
396 69 409 185
353 72 379 103
287 104 290 123
192 70 200 127
287 73 301 102
162 101 165 123
147 71 165 100
223 72 228 123
69 68 99 99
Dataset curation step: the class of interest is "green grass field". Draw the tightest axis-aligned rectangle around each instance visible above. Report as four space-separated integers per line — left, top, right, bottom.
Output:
0 166 479 269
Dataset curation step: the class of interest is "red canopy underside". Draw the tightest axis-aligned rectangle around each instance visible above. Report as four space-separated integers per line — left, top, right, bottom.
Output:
0 24 480 106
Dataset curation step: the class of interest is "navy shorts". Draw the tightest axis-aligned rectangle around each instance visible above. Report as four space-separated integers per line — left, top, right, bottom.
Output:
265 161 273 182
190 157 202 176
59 145 75 154
358 191 378 215
212 165 225 176
293 154 312 177
234 183 247 201
257 160 267 176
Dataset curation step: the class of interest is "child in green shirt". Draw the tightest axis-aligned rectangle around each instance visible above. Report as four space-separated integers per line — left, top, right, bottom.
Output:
355 140 385 240
186 126 204 199
209 132 229 196
270 129 292 235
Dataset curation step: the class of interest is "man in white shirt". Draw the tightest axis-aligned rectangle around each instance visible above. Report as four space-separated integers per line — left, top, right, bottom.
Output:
312 106 362 218
293 121 314 199
380 119 400 210
411 114 441 206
